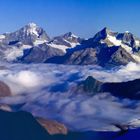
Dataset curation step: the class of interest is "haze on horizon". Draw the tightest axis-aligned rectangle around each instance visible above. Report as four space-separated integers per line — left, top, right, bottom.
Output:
0 0 140 38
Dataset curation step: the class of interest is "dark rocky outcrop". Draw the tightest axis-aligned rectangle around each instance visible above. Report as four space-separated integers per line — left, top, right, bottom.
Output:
0 110 51 140
1 108 140 140
0 110 115 140
80 76 140 99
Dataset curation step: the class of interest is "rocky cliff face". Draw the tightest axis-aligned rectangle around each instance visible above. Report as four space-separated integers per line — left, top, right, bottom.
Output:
80 76 140 99
37 118 68 135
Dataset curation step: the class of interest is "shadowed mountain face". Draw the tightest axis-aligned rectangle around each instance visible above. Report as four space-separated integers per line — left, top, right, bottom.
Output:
18 43 64 63
48 44 135 67
0 110 51 140
0 110 70 140
0 109 118 140
0 64 140 140
47 27 139 67
1 108 140 140
80 76 140 99
0 24 140 66
49 32 83 48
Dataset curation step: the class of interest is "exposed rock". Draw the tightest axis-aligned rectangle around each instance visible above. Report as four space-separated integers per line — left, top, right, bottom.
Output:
0 109 121 140
50 32 82 48
0 110 53 140
0 81 11 97
47 42 136 67
37 118 68 135
114 124 129 132
3 23 50 45
82 76 102 94
81 76 140 99
18 43 64 63
0 25 139 66
108 47 136 66
102 78 140 99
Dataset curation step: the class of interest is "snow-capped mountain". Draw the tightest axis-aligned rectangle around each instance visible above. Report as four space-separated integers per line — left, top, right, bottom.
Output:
3 23 50 45
0 23 65 62
0 23 140 66
48 43 135 67
0 23 84 63
48 32 83 53
93 27 140 62
48 27 140 67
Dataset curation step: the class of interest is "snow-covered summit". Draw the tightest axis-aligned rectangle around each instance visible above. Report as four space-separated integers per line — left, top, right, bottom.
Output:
48 32 83 53
24 22 39 36
63 32 78 39
2 22 50 45
0 24 140 66
28 22 38 27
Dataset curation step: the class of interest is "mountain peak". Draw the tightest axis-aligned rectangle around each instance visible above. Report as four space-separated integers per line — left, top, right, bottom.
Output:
3 22 50 45
27 22 38 28
102 27 110 32
63 32 78 38
125 31 130 34
23 23 39 36
65 32 73 36
100 27 114 35
93 27 117 42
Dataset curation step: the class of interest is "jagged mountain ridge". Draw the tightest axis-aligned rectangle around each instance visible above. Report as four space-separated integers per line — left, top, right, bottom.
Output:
0 23 140 66
1 23 50 45
47 27 139 67
48 32 83 53
0 23 82 62
79 76 140 99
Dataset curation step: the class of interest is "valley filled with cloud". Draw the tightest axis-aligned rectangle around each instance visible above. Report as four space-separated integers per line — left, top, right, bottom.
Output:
0 62 140 132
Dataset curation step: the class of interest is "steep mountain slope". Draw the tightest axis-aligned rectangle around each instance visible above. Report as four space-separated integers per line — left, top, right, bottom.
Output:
48 32 83 53
92 27 140 62
0 109 118 140
18 43 64 63
2 23 50 45
0 23 65 62
0 24 140 66
47 28 139 67
47 42 136 67
79 76 140 99
0 110 52 140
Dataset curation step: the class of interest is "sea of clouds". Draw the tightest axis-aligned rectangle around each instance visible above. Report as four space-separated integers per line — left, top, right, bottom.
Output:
0 62 140 131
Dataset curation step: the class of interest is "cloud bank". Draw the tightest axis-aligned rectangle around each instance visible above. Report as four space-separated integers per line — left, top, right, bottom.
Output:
0 62 140 131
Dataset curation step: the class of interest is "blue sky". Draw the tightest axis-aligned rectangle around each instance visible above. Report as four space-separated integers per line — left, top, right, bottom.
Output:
0 0 140 38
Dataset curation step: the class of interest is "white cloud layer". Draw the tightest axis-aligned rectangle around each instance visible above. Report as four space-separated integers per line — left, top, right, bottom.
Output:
0 62 140 132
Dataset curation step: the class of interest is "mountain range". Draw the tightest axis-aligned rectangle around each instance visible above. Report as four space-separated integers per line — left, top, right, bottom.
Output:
0 23 140 67
1 23 140 140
